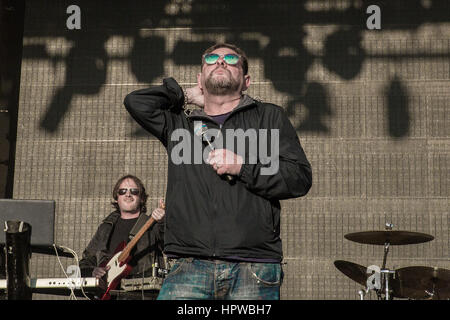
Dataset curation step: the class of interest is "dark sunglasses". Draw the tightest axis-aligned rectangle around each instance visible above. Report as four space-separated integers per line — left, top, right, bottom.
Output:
203 53 240 65
118 188 140 196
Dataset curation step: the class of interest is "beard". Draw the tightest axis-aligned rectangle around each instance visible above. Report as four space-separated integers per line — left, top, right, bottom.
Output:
121 205 140 214
119 199 141 214
204 68 241 95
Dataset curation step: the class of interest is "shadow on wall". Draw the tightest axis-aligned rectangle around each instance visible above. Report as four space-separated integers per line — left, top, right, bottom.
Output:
385 77 410 138
39 32 108 132
18 0 448 137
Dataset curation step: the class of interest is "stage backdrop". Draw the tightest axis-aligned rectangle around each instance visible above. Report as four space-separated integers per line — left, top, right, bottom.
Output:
13 0 449 299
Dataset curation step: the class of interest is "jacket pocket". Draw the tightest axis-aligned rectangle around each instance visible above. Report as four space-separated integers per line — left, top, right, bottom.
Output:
259 199 275 234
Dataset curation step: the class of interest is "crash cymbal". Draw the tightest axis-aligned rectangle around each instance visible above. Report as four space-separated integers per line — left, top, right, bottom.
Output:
344 231 434 245
334 260 369 286
392 266 450 300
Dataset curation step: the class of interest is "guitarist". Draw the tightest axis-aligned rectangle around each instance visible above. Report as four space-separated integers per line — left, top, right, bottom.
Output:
79 175 166 299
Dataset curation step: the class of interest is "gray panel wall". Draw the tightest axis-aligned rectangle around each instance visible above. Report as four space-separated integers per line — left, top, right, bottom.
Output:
14 1 449 299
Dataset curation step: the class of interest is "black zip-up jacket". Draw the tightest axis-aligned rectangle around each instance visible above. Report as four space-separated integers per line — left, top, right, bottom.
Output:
124 78 312 262
79 211 165 278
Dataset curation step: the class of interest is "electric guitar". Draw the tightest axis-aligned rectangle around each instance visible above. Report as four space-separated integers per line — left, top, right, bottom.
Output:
100 203 164 300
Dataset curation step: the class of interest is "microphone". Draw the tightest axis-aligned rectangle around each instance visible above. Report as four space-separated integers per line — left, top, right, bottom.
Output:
194 122 233 181
194 122 215 151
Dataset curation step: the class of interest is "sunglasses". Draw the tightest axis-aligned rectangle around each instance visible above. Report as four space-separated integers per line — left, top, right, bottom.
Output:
203 53 240 66
118 188 140 196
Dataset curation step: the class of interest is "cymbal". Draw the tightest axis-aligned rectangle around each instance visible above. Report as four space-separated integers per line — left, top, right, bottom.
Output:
334 260 369 286
392 266 450 300
344 231 434 245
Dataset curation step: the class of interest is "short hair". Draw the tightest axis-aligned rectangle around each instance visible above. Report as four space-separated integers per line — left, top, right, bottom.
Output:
111 174 148 213
202 43 249 75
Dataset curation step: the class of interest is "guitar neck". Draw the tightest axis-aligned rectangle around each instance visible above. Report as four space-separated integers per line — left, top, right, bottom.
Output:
118 216 156 263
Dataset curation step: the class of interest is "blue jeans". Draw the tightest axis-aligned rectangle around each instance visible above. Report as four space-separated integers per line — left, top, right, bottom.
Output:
157 258 283 300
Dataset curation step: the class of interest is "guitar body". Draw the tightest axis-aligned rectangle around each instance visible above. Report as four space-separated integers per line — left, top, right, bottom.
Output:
100 241 133 300
97 214 158 300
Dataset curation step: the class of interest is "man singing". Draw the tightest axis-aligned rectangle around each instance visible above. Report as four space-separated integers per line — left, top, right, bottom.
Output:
124 43 312 300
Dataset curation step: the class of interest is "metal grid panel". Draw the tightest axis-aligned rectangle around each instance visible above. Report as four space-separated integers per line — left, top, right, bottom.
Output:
13 1 450 299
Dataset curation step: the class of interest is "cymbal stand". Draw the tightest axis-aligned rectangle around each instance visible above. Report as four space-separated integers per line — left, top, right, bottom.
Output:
425 277 440 300
381 242 389 271
378 223 393 300
424 289 436 300
382 223 394 272
358 286 370 300
381 268 396 300
380 241 396 300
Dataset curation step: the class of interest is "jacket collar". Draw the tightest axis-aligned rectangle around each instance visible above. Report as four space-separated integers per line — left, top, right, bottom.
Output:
102 210 146 225
102 210 121 225
186 94 256 121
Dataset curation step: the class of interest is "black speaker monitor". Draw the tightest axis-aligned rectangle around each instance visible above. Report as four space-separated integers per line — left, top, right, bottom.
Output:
0 199 55 247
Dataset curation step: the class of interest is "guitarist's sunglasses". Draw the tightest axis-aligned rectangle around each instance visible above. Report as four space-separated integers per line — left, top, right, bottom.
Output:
203 53 240 66
118 188 140 196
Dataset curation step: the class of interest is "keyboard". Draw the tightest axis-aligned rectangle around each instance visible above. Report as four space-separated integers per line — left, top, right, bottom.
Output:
0 277 106 297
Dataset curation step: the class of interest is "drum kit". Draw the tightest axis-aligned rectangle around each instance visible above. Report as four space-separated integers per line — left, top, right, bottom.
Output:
335 223 450 300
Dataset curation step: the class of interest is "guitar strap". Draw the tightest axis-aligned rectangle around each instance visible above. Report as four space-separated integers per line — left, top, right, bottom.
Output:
128 210 152 241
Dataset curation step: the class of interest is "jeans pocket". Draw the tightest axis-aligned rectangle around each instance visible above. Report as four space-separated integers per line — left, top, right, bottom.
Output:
247 263 282 287
165 258 188 279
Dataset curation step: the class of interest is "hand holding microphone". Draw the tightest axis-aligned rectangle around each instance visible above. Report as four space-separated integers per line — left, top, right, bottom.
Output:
194 122 241 181
207 149 243 177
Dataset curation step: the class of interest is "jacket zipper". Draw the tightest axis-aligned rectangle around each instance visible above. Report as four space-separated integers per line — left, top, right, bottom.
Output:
193 117 219 257
186 102 255 258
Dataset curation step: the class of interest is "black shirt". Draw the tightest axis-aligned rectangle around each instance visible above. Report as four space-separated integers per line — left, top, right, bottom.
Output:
107 217 138 255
